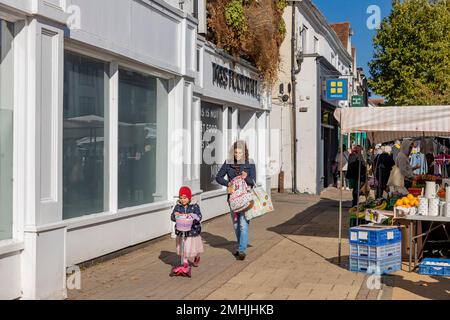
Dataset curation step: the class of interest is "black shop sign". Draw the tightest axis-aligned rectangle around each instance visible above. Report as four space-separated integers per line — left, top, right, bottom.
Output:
212 63 260 99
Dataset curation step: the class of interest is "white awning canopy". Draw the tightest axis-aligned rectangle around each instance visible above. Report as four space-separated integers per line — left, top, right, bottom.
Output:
334 106 450 143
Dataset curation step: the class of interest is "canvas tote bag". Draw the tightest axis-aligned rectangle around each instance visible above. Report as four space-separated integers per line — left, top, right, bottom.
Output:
387 165 404 187
245 182 274 221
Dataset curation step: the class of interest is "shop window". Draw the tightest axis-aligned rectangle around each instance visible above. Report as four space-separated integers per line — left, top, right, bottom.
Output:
301 25 308 53
0 20 14 240
63 52 109 219
201 102 223 192
314 36 319 54
196 49 200 72
118 69 168 209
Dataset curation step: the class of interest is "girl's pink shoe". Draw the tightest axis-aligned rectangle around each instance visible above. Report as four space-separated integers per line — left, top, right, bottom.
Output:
193 256 201 267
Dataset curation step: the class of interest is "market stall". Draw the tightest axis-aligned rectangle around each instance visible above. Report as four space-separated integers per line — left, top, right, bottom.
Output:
334 106 450 273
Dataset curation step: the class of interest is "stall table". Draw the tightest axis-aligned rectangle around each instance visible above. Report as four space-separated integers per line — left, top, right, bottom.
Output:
405 215 450 272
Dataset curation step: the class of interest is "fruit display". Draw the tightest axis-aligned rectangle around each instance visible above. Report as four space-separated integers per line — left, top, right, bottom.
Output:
394 193 420 209
386 196 401 210
348 198 388 217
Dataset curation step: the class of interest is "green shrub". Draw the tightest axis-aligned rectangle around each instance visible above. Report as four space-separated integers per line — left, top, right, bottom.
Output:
224 0 248 39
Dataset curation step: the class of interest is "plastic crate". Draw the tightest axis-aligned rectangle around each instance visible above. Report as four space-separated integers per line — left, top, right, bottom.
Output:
349 256 402 274
418 258 450 277
350 242 402 260
349 225 401 246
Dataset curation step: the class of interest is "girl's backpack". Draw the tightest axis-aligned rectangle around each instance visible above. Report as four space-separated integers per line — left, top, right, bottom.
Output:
229 176 253 212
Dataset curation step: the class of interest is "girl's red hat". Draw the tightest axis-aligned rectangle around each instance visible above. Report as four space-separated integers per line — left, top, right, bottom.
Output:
179 186 192 200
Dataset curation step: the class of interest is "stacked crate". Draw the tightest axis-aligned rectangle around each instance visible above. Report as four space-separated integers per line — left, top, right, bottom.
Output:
349 225 402 274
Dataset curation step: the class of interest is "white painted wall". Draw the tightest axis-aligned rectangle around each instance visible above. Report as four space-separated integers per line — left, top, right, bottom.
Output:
271 1 353 194
0 0 271 300
0 246 22 300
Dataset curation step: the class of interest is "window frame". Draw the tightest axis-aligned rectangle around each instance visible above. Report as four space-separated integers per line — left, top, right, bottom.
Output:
0 19 15 242
116 66 170 209
62 50 110 220
60 42 174 224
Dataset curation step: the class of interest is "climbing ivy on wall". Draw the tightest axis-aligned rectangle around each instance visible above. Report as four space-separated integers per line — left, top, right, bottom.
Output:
207 0 287 84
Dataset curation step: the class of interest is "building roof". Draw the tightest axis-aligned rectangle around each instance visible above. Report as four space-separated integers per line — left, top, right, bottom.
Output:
330 22 350 50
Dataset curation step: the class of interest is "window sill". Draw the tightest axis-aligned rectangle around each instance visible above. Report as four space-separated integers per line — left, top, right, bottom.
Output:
201 188 227 200
0 240 24 256
24 200 175 233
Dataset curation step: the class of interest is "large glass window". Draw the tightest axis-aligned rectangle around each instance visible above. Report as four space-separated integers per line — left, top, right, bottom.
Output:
63 52 109 219
0 20 14 240
118 69 168 209
201 101 223 192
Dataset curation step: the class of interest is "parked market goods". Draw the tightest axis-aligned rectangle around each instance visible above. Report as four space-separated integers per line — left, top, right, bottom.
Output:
395 194 420 209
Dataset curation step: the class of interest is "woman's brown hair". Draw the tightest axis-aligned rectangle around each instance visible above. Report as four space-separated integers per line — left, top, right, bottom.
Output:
230 140 249 162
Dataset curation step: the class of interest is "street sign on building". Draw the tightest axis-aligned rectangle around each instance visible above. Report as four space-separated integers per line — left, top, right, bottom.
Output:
326 79 348 101
351 95 364 107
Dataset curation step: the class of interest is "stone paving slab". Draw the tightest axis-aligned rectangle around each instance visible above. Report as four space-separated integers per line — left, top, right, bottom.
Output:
69 188 449 300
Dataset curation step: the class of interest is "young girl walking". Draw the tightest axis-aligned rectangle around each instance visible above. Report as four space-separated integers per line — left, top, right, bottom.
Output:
171 186 204 269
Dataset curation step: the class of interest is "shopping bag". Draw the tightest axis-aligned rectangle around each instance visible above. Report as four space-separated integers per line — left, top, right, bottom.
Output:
229 176 253 212
387 165 404 187
245 184 274 221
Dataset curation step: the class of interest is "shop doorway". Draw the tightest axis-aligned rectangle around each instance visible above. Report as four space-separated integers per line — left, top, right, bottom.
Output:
321 108 338 189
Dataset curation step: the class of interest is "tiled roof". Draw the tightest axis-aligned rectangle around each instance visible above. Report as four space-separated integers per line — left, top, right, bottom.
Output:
330 22 350 49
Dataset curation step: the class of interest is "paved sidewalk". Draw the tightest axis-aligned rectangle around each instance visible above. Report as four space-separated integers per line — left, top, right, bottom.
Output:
68 189 449 300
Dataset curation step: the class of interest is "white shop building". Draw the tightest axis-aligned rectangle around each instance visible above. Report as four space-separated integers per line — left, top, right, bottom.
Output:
270 0 355 194
0 0 270 300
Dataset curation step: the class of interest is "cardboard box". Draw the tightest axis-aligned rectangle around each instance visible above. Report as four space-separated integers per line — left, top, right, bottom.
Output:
395 219 423 262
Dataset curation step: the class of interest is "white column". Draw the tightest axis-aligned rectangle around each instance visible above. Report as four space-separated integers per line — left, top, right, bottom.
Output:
108 62 119 214
167 78 184 238
21 18 67 300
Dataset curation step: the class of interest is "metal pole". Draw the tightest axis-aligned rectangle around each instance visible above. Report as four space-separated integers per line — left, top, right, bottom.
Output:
356 144 361 225
338 121 344 264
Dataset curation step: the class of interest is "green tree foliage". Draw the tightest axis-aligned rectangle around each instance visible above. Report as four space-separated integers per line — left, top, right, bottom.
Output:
369 0 450 105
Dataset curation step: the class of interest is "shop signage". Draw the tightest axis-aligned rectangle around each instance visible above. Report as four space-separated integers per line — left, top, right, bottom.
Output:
212 63 260 98
326 79 348 101
351 95 364 107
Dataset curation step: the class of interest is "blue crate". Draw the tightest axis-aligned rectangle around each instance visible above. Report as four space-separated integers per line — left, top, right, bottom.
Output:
418 258 450 277
350 242 402 260
349 225 401 246
349 256 402 274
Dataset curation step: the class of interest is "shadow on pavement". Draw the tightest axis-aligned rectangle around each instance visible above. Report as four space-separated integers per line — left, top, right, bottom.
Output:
201 232 253 257
389 274 450 300
268 198 351 240
158 250 181 267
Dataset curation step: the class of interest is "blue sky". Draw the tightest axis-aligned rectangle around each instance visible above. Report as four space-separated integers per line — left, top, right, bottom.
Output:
313 0 392 79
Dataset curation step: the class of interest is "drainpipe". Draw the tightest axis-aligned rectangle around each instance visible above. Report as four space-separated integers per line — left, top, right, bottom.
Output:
291 2 301 194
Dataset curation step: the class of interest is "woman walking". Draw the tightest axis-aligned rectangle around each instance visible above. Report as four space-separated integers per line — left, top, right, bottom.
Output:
216 141 256 261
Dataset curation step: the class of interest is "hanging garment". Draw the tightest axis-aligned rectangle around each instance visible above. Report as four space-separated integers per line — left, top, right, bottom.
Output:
410 152 427 175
